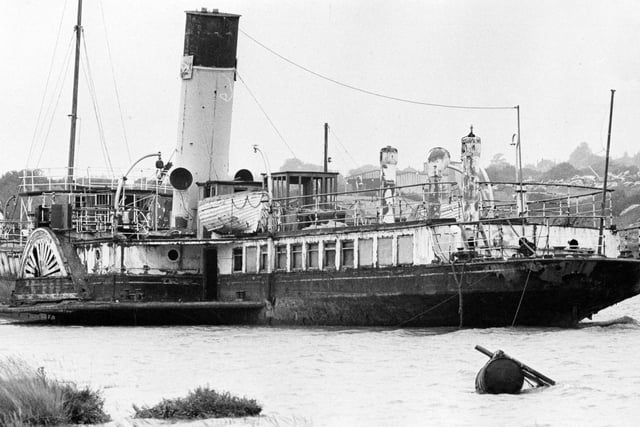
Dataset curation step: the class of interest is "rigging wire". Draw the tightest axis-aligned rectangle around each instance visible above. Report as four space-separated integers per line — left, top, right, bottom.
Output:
240 30 516 111
98 0 132 164
236 72 297 159
328 127 360 170
207 83 220 181
326 147 349 173
81 29 115 174
35 34 76 169
80 31 110 171
26 0 70 169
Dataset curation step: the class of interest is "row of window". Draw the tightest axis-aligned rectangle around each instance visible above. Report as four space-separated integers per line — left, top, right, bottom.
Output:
232 235 414 273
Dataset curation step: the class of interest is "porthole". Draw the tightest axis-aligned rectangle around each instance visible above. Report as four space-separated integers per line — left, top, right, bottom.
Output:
167 248 181 262
95 249 101 261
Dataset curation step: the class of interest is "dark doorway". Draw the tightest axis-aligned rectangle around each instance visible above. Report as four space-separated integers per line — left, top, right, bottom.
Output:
203 247 218 300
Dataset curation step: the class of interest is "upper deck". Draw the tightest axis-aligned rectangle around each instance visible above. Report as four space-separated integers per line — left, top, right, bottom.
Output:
0 165 618 253
18 167 172 195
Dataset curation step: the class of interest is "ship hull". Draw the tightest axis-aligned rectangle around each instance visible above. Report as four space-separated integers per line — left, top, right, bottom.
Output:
222 257 640 327
5 257 640 327
0 278 14 303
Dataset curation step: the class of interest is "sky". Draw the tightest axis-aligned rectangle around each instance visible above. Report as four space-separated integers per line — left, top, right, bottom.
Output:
1 0 639 179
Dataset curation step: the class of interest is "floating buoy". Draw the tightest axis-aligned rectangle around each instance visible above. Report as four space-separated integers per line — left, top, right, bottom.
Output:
474 345 555 394
475 351 524 394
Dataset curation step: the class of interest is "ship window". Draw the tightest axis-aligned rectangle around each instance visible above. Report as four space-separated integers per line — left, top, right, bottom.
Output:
358 238 373 267
259 245 268 272
74 195 85 208
341 240 354 268
232 247 243 272
378 237 393 267
167 248 180 262
96 194 111 206
246 246 258 273
291 244 303 270
307 243 319 269
323 241 336 269
276 244 287 271
397 235 414 265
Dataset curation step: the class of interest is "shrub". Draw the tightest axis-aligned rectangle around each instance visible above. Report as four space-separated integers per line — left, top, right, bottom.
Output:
62 384 110 424
134 386 262 420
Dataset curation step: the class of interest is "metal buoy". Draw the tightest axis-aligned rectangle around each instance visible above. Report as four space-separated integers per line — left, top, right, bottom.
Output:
475 351 524 394
475 345 555 394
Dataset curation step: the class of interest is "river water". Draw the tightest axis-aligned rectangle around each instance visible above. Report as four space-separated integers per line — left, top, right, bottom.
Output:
1 297 640 427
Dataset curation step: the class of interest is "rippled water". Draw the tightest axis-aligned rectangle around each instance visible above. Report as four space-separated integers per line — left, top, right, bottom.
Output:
1 297 640 426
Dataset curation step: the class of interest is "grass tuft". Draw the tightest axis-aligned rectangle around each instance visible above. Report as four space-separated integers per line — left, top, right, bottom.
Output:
133 386 262 420
0 358 110 426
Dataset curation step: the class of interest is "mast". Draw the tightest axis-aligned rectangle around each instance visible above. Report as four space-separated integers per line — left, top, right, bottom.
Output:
597 89 616 255
516 105 526 236
323 122 329 173
516 105 524 213
67 0 83 182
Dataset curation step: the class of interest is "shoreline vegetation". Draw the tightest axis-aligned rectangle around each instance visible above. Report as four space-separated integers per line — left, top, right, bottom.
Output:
133 386 262 420
0 358 110 426
0 358 262 426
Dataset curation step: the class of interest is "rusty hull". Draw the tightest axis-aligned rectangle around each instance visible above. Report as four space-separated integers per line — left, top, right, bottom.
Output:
219 257 640 327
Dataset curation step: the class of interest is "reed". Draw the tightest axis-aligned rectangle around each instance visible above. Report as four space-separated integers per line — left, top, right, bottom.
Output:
0 358 109 426
133 386 262 419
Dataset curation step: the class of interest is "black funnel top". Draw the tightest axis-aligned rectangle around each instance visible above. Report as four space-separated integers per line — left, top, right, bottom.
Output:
183 10 240 68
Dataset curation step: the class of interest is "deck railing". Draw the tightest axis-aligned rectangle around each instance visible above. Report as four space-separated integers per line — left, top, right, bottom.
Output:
2 176 618 247
269 181 461 232
0 220 32 244
19 167 171 194
269 180 612 233
428 218 610 262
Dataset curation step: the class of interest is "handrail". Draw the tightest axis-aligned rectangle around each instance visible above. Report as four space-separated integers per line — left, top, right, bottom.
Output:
271 180 459 205
114 152 162 212
18 166 170 194
479 180 614 192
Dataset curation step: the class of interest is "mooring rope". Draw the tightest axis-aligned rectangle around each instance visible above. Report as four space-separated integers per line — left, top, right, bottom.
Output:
510 222 544 326
247 195 265 209
458 273 464 328
396 293 459 328
396 270 491 327
511 264 533 327
451 261 467 328
231 196 249 209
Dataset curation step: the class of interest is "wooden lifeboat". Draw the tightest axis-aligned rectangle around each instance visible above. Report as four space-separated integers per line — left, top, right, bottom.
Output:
198 191 268 234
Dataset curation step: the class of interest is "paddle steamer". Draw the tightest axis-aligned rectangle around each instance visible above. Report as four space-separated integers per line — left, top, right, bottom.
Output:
1 7 639 326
